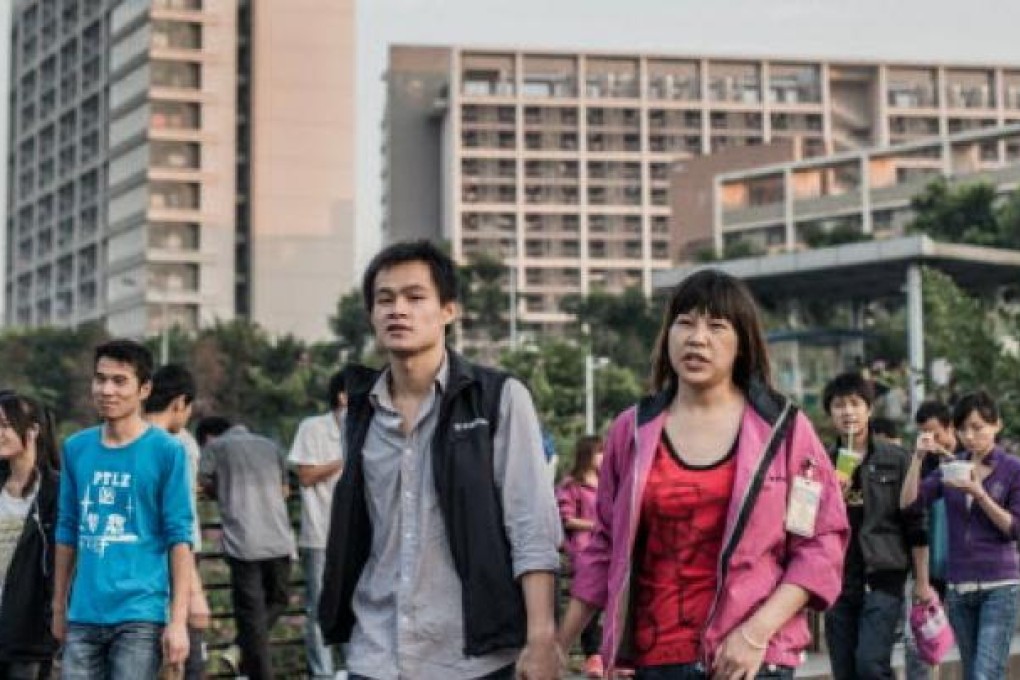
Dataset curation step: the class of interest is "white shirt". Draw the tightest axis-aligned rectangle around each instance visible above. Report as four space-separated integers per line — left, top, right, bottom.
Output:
0 485 36 599
175 429 203 549
288 411 344 549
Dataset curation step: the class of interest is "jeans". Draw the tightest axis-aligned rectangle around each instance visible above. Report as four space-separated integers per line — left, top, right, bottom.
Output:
301 548 335 677
184 623 205 680
227 555 292 680
634 663 793 679
824 587 903 680
945 584 1020 680
61 621 163 679
350 664 515 680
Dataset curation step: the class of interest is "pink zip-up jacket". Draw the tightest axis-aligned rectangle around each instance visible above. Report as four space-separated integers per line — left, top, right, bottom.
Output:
571 383 849 673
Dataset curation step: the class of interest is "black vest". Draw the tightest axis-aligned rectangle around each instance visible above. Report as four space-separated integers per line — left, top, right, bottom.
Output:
318 351 527 656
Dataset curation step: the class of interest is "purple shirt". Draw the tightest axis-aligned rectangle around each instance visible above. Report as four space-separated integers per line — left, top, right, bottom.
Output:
917 446 1020 584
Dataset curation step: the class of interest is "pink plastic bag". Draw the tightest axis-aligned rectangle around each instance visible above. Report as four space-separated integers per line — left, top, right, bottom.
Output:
910 596 955 665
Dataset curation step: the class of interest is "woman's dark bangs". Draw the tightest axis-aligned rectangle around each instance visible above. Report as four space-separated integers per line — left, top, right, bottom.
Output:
670 272 746 325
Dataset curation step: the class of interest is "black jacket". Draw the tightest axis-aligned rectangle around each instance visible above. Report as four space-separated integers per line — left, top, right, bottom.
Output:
829 436 928 575
319 350 527 656
0 464 59 663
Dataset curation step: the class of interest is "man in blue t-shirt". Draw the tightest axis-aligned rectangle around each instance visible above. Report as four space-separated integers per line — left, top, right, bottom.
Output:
52 340 194 678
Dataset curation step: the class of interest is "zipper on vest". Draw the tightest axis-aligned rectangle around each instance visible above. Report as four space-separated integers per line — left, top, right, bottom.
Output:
699 400 792 668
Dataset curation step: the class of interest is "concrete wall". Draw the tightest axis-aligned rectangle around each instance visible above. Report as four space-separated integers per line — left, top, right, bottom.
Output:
383 45 451 245
248 0 356 340
670 140 798 259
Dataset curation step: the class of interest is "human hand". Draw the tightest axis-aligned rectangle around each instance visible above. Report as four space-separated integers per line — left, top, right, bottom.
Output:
515 635 565 680
162 620 190 667
913 580 936 604
712 624 768 679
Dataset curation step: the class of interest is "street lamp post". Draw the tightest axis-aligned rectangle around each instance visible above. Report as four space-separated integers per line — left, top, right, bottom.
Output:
509 260 518 349
159 296 169 365
585 354 609 435
120 274 169 364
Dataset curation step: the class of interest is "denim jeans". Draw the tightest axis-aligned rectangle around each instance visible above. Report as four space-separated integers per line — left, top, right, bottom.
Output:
824 587 903 680
350 664 515 680
634 662 793 679
61 621 163 679
945 584 1020 680
302 548 336 678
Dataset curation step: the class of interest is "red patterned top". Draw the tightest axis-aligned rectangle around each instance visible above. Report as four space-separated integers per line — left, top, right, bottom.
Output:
632 433 737 667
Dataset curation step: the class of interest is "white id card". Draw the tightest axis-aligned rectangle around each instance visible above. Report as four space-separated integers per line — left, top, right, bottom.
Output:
785 475 822 538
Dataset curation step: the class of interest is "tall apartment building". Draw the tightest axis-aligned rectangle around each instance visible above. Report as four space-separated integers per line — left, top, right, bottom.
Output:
385 45 1020 334
6 0 355 340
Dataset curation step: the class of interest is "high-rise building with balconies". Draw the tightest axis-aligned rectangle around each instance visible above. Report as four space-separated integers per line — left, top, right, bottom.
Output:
6 0 355 341
385 45 1020 336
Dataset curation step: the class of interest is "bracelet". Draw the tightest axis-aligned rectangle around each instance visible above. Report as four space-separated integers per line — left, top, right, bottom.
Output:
739 625 769 651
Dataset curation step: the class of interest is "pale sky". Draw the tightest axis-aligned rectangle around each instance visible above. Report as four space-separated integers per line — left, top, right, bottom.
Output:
355 0 1020 270
5 1 1020 316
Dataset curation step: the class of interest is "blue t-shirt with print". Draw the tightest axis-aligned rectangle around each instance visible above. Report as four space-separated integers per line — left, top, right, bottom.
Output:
56 425 194 625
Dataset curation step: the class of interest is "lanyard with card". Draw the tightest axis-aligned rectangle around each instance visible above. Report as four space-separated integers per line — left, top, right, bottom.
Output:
786 458 822 538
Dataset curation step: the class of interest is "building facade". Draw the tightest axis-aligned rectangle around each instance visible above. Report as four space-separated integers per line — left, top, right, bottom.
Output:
6 0 355 340
386 45 1020 334
698 124 1020 256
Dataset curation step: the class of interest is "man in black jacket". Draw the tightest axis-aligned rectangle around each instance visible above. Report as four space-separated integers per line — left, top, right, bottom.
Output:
319 241 563 680
822 372 932 680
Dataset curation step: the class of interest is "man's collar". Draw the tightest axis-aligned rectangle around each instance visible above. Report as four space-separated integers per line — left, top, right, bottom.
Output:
370 352 450 409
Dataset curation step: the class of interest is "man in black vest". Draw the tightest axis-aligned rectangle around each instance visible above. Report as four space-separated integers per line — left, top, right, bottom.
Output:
320 241 564 680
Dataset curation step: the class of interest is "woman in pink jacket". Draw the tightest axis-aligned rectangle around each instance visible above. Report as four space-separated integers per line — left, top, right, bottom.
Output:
557 435 605 677
557 269 849 680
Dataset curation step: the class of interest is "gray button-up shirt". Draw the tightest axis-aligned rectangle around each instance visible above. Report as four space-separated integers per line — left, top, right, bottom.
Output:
347 359 562 680
199 425 295 561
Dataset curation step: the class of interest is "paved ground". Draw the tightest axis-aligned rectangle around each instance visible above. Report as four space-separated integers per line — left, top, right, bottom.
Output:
560 632 1020 678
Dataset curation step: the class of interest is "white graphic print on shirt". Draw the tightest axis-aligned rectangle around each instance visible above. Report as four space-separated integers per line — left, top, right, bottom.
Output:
79 469 138 556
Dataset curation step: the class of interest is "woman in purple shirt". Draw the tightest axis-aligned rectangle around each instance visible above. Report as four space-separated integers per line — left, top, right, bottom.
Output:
901 390 1020 680
556 435 603 678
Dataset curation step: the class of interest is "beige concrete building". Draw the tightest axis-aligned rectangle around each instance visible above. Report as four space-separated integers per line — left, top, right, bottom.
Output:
6 0 355 341
691 124 1020 256
386 45 1020 334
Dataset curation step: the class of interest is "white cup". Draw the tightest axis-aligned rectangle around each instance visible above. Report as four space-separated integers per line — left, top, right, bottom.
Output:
941 460 974 483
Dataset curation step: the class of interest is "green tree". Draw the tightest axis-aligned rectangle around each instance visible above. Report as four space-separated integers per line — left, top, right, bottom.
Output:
329 289 373 362
908 178 1020 249
801 222 872 248
920 268 1020 438
498 339 643 471
722 238 765 260
0 322 109 432
561 287 662 379
459 251 510 342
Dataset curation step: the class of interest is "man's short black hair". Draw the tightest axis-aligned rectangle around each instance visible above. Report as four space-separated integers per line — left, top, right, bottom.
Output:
145 364 196 415
822 372 875 414
915 400 952 427
327 365 357 410
94 339 153 385
361 240 459 312
870 417 899 441
196 416 232 447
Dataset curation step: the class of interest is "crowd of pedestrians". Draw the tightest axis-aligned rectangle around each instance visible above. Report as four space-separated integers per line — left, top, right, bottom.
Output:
1 239 1019 679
